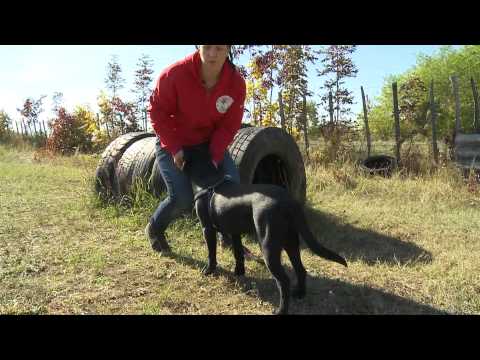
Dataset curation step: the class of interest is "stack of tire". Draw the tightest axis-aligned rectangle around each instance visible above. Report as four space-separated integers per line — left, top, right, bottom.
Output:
94 126 307 204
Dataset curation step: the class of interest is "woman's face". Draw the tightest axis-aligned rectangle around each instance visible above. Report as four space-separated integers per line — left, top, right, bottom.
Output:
199 45 229 70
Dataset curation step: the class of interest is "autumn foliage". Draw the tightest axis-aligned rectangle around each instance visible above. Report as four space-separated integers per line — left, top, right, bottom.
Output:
46 107 93 154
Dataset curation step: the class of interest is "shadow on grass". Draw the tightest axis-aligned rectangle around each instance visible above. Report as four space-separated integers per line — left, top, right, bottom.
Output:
159 205 437 314
161 249 239 279
162 250 446 315
304 207 433 266
246 271 448 315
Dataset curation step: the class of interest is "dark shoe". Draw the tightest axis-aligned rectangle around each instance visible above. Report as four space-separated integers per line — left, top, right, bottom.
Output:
145 222 171 253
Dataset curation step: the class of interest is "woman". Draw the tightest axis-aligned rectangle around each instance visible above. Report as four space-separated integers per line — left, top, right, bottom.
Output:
146 45 246 253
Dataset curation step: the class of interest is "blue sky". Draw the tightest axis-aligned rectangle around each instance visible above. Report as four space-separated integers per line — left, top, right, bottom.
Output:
0 45 461 128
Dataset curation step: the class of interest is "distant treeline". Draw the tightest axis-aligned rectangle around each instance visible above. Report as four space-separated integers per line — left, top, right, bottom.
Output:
365 45 480 140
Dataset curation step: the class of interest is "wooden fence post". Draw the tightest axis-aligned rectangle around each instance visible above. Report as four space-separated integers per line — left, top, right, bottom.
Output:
361 86 372 158
23 119 30 137
471 77 480 133
429 80 439 165
450 75 462 133
392 82 401 165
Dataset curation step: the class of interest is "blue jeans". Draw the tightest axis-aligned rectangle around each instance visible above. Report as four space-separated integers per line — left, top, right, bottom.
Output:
150 138 240 235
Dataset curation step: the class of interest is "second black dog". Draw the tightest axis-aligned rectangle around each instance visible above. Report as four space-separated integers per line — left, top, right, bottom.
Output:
183 144 347 315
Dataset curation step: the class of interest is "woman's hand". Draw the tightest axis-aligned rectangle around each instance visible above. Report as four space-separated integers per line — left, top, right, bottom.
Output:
173 150 185 170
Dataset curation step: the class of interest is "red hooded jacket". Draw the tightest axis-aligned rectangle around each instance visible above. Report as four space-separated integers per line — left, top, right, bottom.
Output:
148 51 246 165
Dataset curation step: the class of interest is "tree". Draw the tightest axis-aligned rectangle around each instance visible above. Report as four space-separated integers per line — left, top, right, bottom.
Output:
398 75 430 142
415 45 480 135
17 95 47 136
111 97 142 133
105 55 125 100
97 90 115 137
47 107 92 154
243 45 316 139
306 100 320 130
104 55 126 132
73 105 107 152
231 45 261 79
245 54 279 127
132 54 155 131
278 45 316 137
52 92 64 113
0 109 12 140
364 74 400 139
241 45 278 125
368 45 480 140
317 45 358 124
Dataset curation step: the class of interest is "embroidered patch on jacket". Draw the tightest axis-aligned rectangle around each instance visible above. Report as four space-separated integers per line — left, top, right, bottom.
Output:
216 95 234 114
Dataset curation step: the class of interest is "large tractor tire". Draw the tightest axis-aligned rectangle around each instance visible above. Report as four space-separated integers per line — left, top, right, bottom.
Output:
94 126 307 204
116 136 164 197
94 132 155 201
228 126 306 204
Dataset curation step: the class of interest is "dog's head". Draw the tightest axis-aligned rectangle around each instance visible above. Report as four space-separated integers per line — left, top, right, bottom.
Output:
183 143 225 191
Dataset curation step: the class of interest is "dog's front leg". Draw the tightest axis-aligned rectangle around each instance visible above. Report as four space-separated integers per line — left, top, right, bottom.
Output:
201 226 218 276
231 234 245 276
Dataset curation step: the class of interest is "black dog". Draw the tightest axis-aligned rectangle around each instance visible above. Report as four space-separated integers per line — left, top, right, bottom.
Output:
183 143 347 315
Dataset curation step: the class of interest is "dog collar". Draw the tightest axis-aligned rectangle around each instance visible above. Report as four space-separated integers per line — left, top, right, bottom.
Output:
193 175 233 233
193 175 233 202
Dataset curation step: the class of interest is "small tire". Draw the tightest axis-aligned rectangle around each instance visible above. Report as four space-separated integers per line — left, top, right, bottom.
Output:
360 155 397 177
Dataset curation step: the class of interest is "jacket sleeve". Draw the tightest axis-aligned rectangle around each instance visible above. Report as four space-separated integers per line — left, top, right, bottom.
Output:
148 71 182 156
209 78 246 164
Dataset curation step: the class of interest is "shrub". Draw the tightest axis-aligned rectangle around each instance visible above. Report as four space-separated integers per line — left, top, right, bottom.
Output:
73 105 111 153
0 110 12 141
46 108 92 154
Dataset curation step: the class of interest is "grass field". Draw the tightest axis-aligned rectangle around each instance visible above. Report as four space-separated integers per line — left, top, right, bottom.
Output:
1 143 479 315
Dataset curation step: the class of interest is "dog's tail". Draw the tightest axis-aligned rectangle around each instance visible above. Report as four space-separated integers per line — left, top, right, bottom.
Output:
290 202 347 267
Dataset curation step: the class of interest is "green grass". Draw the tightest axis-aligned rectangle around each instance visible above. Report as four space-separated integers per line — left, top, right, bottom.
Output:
1 143 479 314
